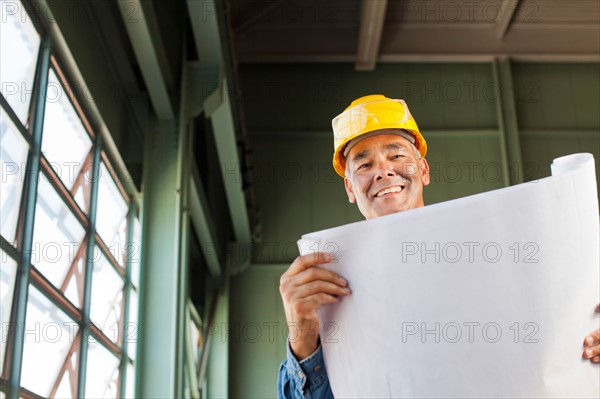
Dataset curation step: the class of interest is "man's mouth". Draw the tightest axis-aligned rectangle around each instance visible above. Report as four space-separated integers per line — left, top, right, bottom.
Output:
374 185 405 198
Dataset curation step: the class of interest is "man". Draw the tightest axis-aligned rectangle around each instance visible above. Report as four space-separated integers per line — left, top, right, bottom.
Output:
277 94 600 398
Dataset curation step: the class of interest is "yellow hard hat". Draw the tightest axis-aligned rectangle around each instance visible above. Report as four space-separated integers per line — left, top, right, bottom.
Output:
331 94 427 178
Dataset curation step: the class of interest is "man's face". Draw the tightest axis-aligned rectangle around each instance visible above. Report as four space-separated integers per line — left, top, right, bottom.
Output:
344 133 430 219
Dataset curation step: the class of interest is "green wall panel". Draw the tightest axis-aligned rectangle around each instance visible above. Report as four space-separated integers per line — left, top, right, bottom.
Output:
229 265 288 399
251 134 362 264
424 132 506 205
512 63 600 130
240 63 498 132
520 131 600 194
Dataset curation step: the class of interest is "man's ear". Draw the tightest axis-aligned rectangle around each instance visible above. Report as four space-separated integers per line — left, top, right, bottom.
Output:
344 176 356 203
420 158 430 186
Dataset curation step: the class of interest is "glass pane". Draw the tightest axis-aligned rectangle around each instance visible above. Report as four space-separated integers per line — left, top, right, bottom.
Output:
0 249 18 375
33 175 86 288
96 162 128 264
73 177 91 214
189 317 200 370
90 251 124 344
126 288 138 361
1 107 29 242
41 69 92 192
21 286 79 397
85 341 119 398
0 0 41 125
63 255 84 309
130 218 141 288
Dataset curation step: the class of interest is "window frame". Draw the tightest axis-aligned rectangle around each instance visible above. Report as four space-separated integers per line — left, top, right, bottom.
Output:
0 1 140 397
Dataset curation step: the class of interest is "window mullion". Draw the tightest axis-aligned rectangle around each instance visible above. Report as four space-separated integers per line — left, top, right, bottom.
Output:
76 133 102 398
119 201 137 397
0 94 32 146
7 34 51 399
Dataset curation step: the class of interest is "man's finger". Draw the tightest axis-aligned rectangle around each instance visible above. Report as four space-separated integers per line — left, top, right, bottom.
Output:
302 292 343 309
293 267 347 288
294 280 351 300
583 343 600 359
583 328 600 347
287 252 337 275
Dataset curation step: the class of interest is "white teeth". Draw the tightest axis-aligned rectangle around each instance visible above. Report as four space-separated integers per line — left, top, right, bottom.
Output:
376 186 403 197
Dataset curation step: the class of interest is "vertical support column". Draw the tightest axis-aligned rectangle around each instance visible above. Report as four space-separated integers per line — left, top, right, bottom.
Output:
175 114 192 399
77 133 103 398
136 119 183 398
493 58 524 185
8 36 51 398
498 58 523 184
491 59 512 188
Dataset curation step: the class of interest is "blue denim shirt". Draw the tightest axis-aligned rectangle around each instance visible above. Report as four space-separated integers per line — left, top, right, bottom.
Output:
277 340 334 398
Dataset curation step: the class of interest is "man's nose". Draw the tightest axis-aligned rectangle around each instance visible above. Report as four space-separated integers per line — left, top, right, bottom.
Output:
375 162 396 180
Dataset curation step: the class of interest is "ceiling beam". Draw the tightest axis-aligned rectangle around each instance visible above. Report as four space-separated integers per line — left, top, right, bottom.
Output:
235 24 600 63
116 0 174 120
496 0 521 39
355 0 389 71
187 0 223 66
205 78 252 275
190 157 223 277
234 0 289 35
236 53 600 63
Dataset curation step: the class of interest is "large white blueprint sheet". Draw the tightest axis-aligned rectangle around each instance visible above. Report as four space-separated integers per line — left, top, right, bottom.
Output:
298 153 600 398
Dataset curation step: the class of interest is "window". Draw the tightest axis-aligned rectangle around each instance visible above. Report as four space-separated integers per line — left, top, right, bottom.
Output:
0 108 29 242
0 0 40 126
0 1 140 397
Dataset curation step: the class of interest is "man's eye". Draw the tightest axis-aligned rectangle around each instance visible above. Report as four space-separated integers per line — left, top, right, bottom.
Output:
392 154 405 159
357 163 369 170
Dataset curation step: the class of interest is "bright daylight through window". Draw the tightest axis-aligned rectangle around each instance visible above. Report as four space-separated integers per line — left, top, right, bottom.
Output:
0 0 141 397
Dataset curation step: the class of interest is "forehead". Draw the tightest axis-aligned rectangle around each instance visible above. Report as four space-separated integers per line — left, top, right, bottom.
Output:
347 134 414 162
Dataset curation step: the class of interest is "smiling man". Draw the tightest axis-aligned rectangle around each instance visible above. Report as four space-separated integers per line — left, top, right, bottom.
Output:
276 95 600 399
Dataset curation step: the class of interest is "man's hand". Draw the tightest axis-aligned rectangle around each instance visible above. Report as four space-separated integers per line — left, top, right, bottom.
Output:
582 304 600 364
279 251 351 360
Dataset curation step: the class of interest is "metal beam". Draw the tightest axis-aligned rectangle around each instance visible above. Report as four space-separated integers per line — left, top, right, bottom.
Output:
136 119 182 397
136 48 191 398
237 53 600 64
235 24 600 63
118 201 138 397
497 0 521 39
7 35 51 399
116 0 174 120
186 0 223 65
190 158 223 277
233 0 288 35
491 60 513 188
355 0 388 71
185 0 223 116
77 134 103 399
495 58 524 184
205 78 252 275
